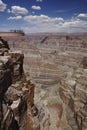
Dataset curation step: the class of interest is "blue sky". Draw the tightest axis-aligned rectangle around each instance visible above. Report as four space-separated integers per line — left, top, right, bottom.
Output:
0 0 87 33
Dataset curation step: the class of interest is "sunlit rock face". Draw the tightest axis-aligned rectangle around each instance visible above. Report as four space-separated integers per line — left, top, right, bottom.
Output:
3 34 87 130
0 37 36 130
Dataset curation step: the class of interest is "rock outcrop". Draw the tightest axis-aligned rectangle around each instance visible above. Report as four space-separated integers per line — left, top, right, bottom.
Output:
0 37 36 130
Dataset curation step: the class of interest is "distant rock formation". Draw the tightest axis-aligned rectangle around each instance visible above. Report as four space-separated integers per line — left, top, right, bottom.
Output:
0 31 25 37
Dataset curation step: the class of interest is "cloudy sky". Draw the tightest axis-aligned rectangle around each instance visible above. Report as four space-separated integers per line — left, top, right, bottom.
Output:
0 0 87 33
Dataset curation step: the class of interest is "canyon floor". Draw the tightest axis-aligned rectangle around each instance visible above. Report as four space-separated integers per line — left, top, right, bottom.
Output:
4 33 87 130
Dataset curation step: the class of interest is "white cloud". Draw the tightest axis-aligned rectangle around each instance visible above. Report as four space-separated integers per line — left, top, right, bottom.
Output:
77 13 87 18
9 6 28 15
36 0 43 2
24 14 64 23
4 12 87 33
8 15 22 20
0 0 6 12
23 14 64 33
31 5 41 10
62 18 87 32
23 14 87 33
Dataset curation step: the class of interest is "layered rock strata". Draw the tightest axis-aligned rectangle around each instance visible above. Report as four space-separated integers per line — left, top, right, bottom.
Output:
3 34 87 130
59 68 87 130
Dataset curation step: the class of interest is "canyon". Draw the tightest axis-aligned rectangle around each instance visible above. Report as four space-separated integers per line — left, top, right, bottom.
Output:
0 33 87 130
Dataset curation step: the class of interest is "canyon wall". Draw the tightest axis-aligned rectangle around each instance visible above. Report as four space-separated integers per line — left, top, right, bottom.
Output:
0 37 37 130
3 34 87 130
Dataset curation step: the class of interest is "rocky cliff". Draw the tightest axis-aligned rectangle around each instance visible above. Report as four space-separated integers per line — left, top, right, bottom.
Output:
0 37 36 130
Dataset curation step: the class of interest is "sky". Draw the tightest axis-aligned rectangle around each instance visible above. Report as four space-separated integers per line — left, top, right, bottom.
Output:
0 0 87 33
